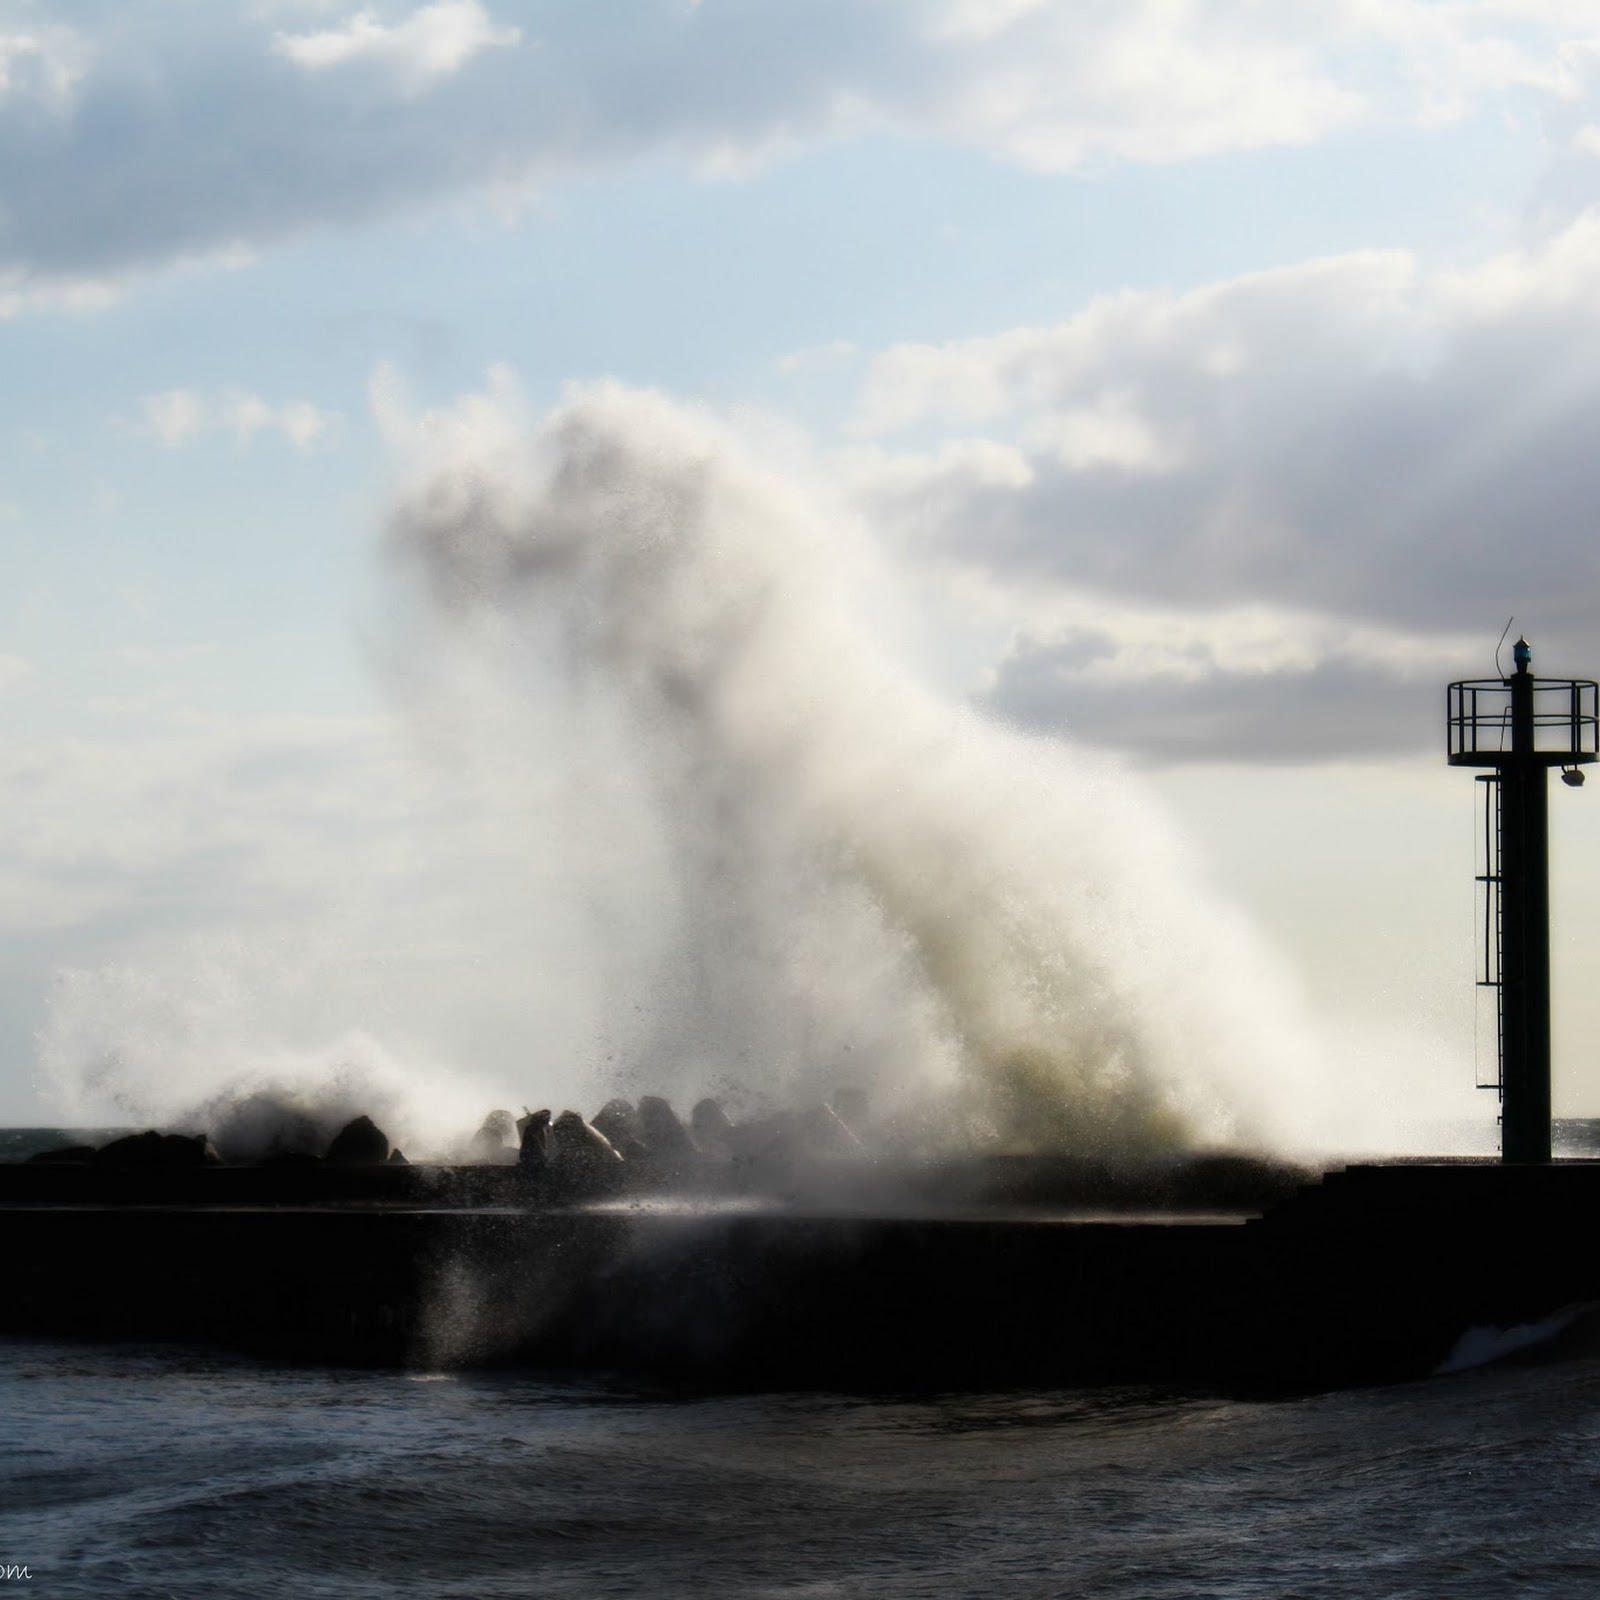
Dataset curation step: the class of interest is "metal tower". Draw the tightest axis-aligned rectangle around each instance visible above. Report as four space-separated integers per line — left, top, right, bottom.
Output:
1448 639 1597 1163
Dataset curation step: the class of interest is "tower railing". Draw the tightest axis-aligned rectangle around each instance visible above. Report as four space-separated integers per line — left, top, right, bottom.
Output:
1448 677 1599 766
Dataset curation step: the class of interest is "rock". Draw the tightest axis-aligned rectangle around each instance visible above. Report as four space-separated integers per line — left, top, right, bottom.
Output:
470 1110 517 1163
387 1148 410 1165
518 1109 551 1170
325 1115 390 1164
26 1145 98 1164
690 1098 733 1145
211 1093 323 1164
550 1111 624 1172
689 1098 735 1164
638 1096 697 1159
539 1112 625 1200
592 1099 649 1161
96 1131 220 1167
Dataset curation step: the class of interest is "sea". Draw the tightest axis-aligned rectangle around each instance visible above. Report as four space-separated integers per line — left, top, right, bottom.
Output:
8 1128 1600 1599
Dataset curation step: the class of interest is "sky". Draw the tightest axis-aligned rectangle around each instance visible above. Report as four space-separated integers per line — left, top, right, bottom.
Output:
6 0 1600 1150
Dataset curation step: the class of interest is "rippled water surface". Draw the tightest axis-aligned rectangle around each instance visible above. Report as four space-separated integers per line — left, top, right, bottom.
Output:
5 1336 1600 1598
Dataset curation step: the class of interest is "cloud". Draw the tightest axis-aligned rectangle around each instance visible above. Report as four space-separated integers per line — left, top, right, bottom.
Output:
844 209 1600 759
134 387 342 449
272 1 521 93
0 711 385 934
0 2 1595 305
837 212 1600 757
980 607 1477 761
0 18 85 110
0 267 125 320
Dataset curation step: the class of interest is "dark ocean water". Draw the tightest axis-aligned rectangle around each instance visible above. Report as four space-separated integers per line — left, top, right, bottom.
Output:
7 1335 1600 1597
9 1128 1600 1597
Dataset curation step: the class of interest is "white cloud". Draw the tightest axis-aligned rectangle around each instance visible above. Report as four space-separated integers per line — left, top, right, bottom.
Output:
139 389 205 448
841 211 1600 754
1023 390 1182 474
0 243 256 325
853 251 1422 437
135 387 343 449
273 1 521 93
933 5 1364 170
0 2 1597 302
0 267 125 320
842 437 1036 498
0 21 85 110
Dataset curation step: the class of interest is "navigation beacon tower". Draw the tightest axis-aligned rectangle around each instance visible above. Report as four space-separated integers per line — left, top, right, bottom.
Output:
1448 639 1597 1163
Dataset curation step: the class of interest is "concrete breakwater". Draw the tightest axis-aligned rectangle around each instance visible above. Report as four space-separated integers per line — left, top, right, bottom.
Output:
3 1159 1599 1392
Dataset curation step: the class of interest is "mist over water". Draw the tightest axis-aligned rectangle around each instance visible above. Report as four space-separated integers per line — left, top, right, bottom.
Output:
37 936 496 1161
34 374 1469 1160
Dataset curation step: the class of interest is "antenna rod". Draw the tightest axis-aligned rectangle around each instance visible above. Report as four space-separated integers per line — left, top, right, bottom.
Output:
1495 616 1514 678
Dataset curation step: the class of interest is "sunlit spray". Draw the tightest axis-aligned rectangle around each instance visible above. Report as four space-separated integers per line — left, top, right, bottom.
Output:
36 931 495 1158
385 376 1346 1155
36 370 1460 1158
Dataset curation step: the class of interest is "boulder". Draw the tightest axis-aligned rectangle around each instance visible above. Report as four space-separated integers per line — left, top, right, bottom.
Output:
95 1131 220 1167
592 1099 649 1161
638 1095 697 1159
25 1145 98 1164
690 1098 734 1164
690 1097 733 1145
470 1110 518 1163
550 1111 624 1173
518 1108 551 1170
325 1115 390 1164
211 1093 323 1164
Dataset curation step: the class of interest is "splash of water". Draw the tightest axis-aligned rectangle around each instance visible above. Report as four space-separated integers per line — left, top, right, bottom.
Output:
386 377 1336 1155
36 934 494 1158
38 371 1455 1159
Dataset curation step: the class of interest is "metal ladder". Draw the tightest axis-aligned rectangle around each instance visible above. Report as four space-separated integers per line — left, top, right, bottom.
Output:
1475 771 1503 1098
